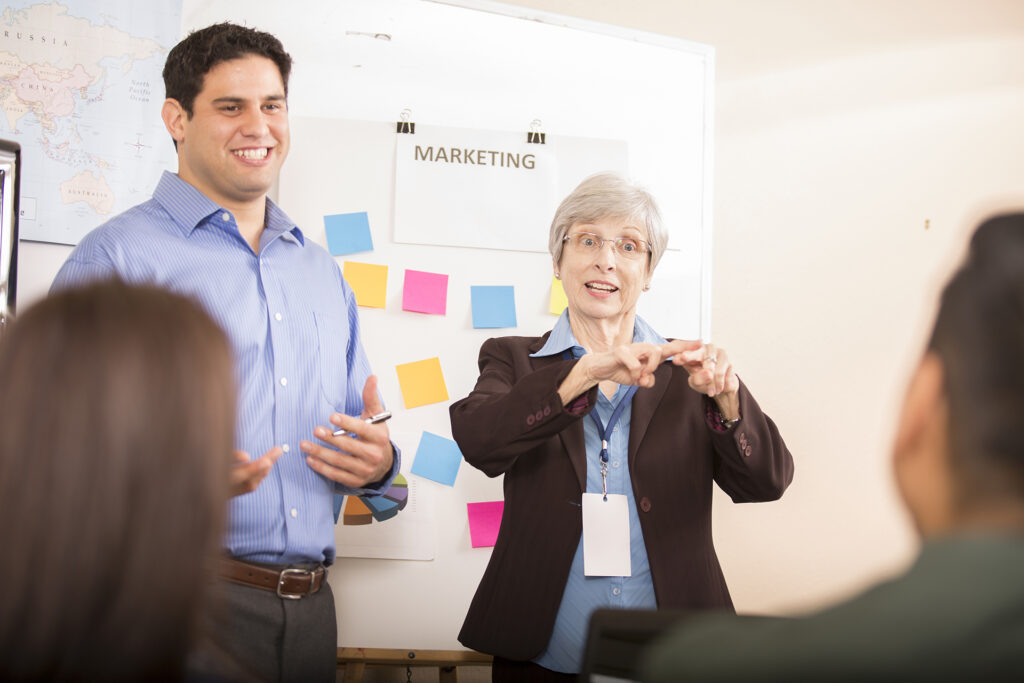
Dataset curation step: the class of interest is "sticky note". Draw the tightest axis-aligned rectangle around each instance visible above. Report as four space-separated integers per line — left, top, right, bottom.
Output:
549 276 567 315
410 431 463 486
403 269 448 315
471 285 517 328
324 212 373 255
467 501 504 548
395 357 449 409
343 261 388 308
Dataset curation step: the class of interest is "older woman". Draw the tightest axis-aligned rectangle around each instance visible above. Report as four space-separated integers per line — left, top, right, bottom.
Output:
450 172 794 681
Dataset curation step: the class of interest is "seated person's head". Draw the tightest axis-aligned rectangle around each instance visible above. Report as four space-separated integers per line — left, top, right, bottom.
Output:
894 213 1024 536
0 280 236 681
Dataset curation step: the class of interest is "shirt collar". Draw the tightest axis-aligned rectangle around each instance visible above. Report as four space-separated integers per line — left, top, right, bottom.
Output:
151 170 305 245
530 310 667 358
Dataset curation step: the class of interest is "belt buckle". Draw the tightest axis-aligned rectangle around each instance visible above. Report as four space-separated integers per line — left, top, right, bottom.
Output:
277 567 314 599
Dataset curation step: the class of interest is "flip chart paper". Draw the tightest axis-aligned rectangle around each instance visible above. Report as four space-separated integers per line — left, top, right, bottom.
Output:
471 285 516 328
403 269 448 314
324 211 373 255
467 501 504 548
410 431 463 486
549 276 567 315
395 357 449 409
343 261 388 308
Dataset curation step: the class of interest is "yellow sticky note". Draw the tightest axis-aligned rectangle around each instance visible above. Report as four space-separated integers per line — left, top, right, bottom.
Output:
396 357 449 409
549 276 568 315
343 261 388 308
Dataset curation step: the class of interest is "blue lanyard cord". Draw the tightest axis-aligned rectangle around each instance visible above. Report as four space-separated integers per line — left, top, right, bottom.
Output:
560 348 639 495
588 385 639 463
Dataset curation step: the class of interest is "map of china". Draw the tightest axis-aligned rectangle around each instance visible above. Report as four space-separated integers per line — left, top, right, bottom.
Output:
0 2 164 216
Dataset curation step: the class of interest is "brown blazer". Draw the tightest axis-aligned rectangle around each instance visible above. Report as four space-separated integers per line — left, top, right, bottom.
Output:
450 333 794 661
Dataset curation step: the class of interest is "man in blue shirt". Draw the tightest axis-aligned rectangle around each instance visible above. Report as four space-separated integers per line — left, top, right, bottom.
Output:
51 23 398 682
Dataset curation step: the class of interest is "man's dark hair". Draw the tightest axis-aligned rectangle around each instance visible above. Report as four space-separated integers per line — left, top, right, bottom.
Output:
929 213 1024 505
163 22 292 117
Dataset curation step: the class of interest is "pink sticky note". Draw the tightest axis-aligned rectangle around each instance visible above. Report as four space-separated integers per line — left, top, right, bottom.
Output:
467 501 504 548
402 269 449 315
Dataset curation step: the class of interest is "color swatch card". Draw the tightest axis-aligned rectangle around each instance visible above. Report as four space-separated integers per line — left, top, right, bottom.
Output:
395 357 449 409
467 501 504 548
410 431 463 486
549 276 568 315
402 269 448 315
343 261 388 308
471 285 516 328
324 211 373 255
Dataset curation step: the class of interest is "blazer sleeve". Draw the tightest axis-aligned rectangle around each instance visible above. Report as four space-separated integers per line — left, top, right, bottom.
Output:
450 336 598 478
706 381 794 502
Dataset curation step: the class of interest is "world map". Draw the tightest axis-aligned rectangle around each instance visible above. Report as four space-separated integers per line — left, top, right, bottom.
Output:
0 0 181 245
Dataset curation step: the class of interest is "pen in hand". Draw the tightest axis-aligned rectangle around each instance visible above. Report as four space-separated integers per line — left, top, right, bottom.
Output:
332 410 392 437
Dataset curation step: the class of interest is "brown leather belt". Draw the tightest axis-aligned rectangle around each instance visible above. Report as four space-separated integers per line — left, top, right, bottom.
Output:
221 558 327 600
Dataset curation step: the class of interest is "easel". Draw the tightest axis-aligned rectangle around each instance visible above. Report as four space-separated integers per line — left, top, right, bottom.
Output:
338 648 492 682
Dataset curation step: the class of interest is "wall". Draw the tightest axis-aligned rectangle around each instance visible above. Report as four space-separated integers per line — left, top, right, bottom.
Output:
495 0 1024 614
14 0 1024 654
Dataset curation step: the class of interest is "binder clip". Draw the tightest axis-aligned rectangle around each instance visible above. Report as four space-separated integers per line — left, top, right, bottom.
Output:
527 119 545 144
396 108 415 134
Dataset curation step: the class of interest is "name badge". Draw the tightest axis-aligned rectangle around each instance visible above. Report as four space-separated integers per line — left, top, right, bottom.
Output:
582 492 631 577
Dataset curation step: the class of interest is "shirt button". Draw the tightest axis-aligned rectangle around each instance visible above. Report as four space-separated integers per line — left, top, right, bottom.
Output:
221 212 230 221
282 444 290 453
280 377 287 386
639 497 652 512
290 508 298 518
275 312 283 322
612 587 621 596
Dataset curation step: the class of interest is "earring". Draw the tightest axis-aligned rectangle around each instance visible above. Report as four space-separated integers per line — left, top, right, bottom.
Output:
643 283 650 291
554 273 560 279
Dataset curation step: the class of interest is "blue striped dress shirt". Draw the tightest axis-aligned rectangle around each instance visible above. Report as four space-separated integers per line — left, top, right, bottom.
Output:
51 171 398 564
529 311 662 673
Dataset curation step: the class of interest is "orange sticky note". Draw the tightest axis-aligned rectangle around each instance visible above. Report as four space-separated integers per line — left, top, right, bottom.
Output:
396 357 449 409
343 261 388 308
549 276 568 315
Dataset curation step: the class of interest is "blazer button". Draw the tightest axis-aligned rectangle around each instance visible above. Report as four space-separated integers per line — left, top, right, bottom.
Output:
543 405 551 417
639 497 652 512
526 414 535 426
535 410 544 422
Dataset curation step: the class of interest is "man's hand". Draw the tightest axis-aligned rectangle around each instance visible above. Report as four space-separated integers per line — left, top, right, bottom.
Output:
301 375 394 488
230 446 283 497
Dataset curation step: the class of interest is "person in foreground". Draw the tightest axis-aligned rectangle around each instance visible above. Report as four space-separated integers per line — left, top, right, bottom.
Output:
450 172 795 681
50 23 397 682
0 281 237 681
641 212 1024 683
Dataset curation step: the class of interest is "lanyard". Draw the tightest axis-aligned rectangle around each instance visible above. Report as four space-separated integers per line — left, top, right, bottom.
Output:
561 348 638 501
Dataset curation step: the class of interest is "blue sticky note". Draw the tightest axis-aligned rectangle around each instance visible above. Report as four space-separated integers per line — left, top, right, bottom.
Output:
324 212 374 255
470 285 517 329
410 431 463 487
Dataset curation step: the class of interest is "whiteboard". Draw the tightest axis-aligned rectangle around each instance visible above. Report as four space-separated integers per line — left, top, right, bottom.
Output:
187 0 715 651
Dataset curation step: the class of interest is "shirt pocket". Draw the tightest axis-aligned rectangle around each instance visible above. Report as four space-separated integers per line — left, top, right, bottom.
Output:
313 311 352 411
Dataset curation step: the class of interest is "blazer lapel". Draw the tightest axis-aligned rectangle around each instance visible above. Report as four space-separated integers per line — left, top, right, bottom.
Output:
628 362 672 469
527 335 588 492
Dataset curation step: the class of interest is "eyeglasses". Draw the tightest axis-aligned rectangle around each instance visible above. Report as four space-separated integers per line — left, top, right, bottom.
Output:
562 232 651 259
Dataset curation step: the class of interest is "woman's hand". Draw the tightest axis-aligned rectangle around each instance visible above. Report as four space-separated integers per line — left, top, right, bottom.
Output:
557 341 702 405
664 340 740 419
